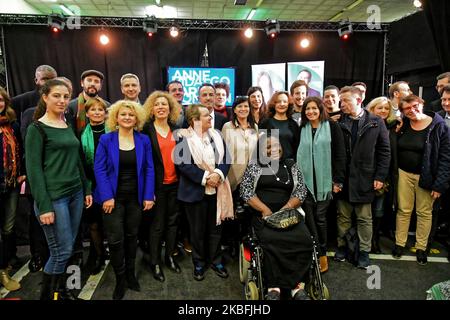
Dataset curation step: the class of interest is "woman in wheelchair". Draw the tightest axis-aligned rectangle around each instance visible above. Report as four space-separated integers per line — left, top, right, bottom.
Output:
240 134 313 300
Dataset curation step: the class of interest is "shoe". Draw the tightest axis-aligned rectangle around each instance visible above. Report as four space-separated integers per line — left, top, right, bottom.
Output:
183 239 192 254
211 263 229 278
165 256 181 273
151 264 165 282
0 269 21 291
193 266 205 281
126 271 141 292
416 249 428 266
89 256 106 275
293 289 310 300
265 290 280 300
392 245 404 259
113 272 126 300
357 251 370 269
28 255 43 273
319 256 328 273
334 246 346 262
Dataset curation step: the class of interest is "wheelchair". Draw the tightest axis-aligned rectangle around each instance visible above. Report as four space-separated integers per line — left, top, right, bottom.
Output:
239 226 330 300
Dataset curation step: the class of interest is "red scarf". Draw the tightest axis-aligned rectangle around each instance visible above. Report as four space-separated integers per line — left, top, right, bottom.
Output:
0 116 19 188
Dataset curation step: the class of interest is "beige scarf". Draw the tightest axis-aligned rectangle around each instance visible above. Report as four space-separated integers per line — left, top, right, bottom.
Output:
179 127 234 225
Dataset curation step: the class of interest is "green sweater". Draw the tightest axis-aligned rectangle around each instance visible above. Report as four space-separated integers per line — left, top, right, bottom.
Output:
25 122 91 215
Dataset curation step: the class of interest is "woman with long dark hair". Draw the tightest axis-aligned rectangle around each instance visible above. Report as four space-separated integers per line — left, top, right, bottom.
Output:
247 86 267 125
0 87 24 292
297 96 346 273
26 79 92 300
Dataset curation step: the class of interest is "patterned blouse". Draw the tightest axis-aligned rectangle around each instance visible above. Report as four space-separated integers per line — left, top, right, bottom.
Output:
239 160 307 204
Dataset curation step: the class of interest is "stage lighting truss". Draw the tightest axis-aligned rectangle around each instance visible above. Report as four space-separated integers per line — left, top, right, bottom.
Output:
264 19 280 38
338 20 353 38
47 13 66 31
143 16 158 36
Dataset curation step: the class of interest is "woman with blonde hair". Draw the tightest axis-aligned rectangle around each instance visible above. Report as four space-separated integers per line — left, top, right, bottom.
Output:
142 91 182 282
94 100 155 299
366 96 399 253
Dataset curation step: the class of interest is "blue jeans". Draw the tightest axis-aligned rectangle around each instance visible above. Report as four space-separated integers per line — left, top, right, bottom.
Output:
35 189 84 274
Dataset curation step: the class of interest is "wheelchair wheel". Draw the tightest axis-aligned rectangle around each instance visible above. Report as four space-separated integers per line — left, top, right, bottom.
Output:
244 281 259 300
239 243 250 284
307 281 330 300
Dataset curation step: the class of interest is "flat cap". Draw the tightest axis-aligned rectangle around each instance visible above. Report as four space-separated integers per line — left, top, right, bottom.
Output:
81 69 104 81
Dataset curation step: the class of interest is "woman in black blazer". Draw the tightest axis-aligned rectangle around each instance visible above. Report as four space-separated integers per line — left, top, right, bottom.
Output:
143 91 182 282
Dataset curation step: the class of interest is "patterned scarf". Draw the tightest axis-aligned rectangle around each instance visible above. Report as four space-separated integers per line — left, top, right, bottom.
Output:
76 93 87 135
0 116 19 188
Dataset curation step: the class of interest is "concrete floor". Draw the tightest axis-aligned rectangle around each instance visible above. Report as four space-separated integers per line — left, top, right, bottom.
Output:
2 235 450 301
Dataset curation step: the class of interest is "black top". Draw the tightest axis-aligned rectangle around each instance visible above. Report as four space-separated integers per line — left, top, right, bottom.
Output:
397 125 428 174
270 119 294 159
91 123 105 150
256 163 293 212
116 148 138 200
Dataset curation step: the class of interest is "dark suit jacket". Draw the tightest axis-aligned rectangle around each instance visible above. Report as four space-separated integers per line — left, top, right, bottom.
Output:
174 132 230 203
93 131 155 204
425 99 442 113
214 112 228 130
12 89 40 122
142 121 179 190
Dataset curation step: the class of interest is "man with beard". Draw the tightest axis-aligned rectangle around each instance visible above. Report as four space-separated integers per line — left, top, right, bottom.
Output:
167 80 186 127
289 80 308 126
68 69 109 135
12 65 57 122
323 85 342 122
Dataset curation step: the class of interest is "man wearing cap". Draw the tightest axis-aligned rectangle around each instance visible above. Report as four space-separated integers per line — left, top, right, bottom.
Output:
67 69 109 134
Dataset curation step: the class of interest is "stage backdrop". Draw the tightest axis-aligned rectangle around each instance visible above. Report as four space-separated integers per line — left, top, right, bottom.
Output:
3 25 207 103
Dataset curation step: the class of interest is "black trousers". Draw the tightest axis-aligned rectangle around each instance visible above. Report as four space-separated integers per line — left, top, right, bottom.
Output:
303 193 330 256
28 196 49 261
149 183 180 265
184 195 223 268
103 197 141 273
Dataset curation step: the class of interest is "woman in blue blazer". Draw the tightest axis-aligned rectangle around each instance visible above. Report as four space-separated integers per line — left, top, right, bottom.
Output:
94 100 155 300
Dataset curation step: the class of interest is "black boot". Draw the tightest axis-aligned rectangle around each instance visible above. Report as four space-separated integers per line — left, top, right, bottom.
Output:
126 259 140 292
371 217 382 254
57 273 80 300
40 273 59 300
113 271 127 300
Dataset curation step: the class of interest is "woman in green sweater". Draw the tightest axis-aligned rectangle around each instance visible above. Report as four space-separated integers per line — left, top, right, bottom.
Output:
25 79 92 300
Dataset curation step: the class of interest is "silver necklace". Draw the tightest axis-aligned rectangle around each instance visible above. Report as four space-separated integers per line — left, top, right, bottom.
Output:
268 164 291 185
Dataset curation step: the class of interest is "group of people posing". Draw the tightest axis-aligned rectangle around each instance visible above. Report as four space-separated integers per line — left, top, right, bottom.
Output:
1 65 450 300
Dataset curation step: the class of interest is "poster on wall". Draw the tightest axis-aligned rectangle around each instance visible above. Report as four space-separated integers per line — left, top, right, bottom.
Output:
287 61 325 97
251 63 286 103
167 67 235 106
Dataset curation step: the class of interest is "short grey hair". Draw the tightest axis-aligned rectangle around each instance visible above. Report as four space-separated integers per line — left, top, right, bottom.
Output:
120 73 140 86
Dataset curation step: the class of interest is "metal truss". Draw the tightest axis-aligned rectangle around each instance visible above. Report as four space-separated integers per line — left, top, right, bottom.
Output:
0 14 389 32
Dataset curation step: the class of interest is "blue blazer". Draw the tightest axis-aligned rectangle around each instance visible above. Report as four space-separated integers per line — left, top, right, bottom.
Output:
174 133 230 203
93 131 155 205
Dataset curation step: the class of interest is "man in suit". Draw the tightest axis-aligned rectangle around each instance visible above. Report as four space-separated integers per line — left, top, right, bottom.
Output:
297 69 321 97
12 65 57 122
120 73 141 103
198 83 227 130
167 80 186 128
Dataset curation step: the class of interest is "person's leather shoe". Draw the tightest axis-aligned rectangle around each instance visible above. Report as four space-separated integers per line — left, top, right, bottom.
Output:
211 263 229 278
193 266 205 281
151 264 165 282
165 256 181 273
183 239 192 254
89 256 105 275
28 255 43 273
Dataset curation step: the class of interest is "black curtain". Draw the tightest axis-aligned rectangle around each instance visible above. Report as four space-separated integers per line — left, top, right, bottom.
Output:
423 0 450 71
3 25 207 102
207 30 385 101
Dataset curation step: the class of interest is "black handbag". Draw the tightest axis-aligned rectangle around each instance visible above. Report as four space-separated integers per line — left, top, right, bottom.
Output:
263 208 303 229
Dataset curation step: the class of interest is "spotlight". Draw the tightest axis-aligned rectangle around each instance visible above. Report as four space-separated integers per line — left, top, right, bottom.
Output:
244 27 253 39
338 20 353 40
143 16 158 37
99 33 110 45
47 13 66 32
264 19 280 39
299 33 312 48
413 0 422 8
169 26 179 38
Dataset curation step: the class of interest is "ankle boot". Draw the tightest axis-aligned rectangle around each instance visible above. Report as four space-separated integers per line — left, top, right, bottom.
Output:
57 273 80 300
113 271 127 300
0 269 21 291
40 273 58 300
126 259 140 292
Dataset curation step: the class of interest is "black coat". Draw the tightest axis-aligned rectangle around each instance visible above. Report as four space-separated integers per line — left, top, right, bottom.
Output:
11 89 40 122
397 111 450 194
259 117 300 160
339 110 391 203
142 121 179 191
